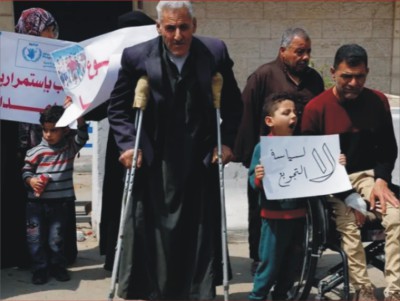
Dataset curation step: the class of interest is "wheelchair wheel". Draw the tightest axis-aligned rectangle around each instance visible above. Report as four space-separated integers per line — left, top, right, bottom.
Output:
288 198 326 300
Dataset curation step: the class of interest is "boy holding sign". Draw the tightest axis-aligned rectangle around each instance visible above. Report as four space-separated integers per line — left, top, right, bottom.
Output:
248 92 308 301
249 92 357 300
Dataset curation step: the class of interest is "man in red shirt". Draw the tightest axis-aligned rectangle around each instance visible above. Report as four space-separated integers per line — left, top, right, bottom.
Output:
302 44 400 301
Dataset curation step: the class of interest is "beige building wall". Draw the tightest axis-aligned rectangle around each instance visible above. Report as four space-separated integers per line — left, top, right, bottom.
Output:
0 1 14 32
1 1 399 95
392 2 400 95
143 1 399 95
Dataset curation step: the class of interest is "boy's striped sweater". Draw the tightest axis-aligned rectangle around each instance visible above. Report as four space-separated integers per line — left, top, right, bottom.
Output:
22 126 89 200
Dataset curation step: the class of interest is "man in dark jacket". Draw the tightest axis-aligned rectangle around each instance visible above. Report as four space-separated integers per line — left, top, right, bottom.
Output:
107 1 243 299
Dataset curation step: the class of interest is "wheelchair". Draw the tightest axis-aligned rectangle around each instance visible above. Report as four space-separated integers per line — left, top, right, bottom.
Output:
287 183 399 301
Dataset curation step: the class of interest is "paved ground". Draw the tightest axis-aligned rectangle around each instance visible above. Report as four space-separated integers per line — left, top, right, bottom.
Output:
0 223 386 301
0 167 388 301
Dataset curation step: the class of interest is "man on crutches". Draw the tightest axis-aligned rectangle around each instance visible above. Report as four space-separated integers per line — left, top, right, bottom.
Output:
107 1 242 300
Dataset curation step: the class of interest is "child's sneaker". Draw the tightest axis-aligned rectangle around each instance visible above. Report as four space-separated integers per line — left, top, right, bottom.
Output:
50 266 70 282
32 269 48 285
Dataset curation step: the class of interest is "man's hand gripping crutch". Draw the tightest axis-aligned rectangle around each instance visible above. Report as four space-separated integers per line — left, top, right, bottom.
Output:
108 76 149 301
211 73 230 301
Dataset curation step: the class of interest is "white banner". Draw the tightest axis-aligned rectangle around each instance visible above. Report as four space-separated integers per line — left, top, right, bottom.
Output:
0 25 158 126
52 25 158 127
260 135 352 200
0 31 72 123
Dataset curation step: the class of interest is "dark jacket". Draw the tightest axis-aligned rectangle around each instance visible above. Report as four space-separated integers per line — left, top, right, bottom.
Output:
106 35 242 300
108 35 243 165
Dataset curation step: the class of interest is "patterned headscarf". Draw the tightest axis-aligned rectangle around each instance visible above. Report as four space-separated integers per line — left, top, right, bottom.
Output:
15 7 58 37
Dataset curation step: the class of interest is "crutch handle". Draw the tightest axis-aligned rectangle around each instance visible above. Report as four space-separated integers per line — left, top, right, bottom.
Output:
212 72 223 109
133 76 150 110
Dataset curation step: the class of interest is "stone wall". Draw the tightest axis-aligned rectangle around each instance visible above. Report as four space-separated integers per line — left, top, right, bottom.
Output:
1 1 399 95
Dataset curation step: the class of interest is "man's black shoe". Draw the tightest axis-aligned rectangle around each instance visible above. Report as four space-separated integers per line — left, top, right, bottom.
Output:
32 269 48 285
103 263 112 272
50 266 70 282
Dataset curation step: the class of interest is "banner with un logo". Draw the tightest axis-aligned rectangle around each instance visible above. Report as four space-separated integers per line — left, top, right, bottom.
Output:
0 31 72 123
0 25 157 126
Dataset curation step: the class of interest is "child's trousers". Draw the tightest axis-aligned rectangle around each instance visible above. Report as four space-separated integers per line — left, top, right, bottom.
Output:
249 217 305 300
26 201 68 272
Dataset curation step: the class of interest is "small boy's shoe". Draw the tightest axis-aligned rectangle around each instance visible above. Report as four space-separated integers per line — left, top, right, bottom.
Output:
50 266 70 282
32 269 48 285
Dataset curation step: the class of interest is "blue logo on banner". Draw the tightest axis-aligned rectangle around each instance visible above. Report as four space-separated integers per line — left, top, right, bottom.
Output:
22 46 42 62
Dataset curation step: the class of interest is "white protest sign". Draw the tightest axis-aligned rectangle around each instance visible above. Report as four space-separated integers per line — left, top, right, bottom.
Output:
0 31 72 123
260 135 352 200
52 25 158 127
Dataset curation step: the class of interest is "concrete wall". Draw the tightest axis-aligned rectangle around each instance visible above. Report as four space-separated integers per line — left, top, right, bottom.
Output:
1 1 398 93
0 1 13 32
392 2 400 95
141 1 400 94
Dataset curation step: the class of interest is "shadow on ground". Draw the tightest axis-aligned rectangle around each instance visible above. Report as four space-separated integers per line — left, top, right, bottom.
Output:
0 240 110 300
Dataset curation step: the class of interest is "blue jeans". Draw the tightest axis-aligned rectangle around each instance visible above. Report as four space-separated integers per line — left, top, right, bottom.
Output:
249 218 305 300
26 201 69 272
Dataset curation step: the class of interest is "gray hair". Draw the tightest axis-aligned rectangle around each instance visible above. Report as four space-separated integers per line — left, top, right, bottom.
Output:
156 1 194 21
280 28 310 48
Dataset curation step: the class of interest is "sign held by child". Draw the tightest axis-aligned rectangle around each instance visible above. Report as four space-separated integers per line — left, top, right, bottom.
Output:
260 134 352 199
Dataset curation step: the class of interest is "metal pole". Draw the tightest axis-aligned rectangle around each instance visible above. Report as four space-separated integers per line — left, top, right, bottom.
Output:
212 73 229 301
108 76 149 301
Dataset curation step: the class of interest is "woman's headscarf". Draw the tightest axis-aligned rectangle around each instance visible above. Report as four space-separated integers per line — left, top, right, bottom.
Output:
15 7 59 37
15 8 59 150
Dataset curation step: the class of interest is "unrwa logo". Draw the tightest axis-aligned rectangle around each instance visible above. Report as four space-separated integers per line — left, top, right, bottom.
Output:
22 45 42 62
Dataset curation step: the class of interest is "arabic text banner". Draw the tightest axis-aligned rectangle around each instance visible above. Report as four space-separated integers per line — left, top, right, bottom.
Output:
260 134 352 200
0 26 158 126
52 25 158 127
0 31 72 123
